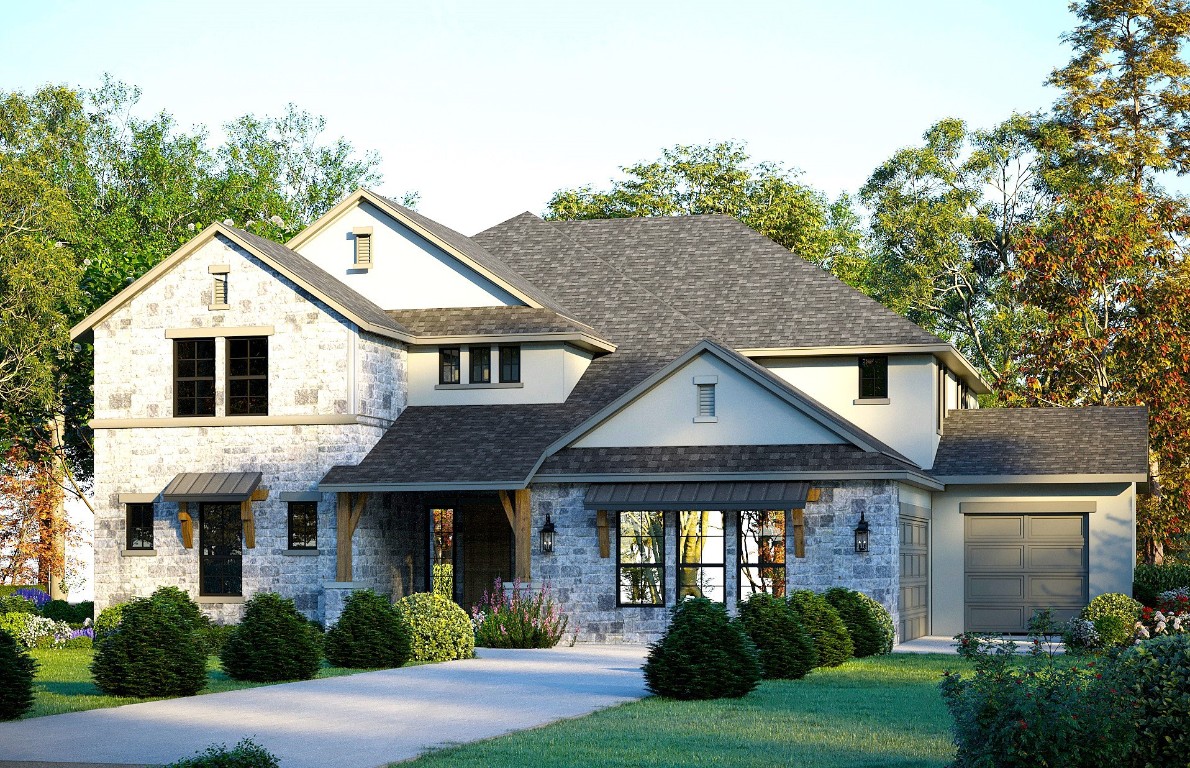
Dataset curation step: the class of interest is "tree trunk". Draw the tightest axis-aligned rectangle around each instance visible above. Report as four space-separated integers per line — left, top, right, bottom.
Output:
1143 452 1165 566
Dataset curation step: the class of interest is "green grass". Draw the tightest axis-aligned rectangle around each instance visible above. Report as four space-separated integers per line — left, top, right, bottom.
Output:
402 654 957 768
25 648 363 719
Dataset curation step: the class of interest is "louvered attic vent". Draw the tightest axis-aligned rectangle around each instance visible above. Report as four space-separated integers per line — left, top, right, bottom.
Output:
693 375 718 422
208 264 230 310
353 227 374 269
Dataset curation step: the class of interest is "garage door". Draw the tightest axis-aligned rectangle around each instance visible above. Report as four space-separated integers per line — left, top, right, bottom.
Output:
899 516 929 642
965 514 1087 633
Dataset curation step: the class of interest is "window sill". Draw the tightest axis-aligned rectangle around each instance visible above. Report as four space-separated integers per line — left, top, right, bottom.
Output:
692 416 718 423
853 398 891 405
121 549 156 557
208 303 230 311
435 382 525 390
282 549 320 557
196 596 245 604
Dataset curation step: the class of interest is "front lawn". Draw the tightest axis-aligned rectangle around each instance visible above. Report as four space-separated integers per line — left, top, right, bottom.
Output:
403 654 956 768
26 648 362 719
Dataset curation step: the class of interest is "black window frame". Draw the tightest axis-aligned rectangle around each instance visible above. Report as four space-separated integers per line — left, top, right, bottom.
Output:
469 345 492 384
287 501 318 550
174 338 216 417
677 510 725 603
199 502 243 597
616 510 666 607
125 503 154 550
499 345 521 383
738 509 787 600
227 336 269 416
858 355 889 400
439 346 461 385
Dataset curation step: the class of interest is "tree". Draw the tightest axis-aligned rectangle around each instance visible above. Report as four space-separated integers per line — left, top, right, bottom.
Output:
860 115 1049 390
1049 0 1190 189
1012 186 1190 562
545 141 866 279
0 444 72 586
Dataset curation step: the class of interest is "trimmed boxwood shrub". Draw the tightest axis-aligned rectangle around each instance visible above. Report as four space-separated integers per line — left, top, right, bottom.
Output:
90 597 207 697
41 599 95 625
1082 592 1142 632
0 595 37 614
1112 634 1190 764
324 589 411 669
824 587 893 658
219 593 321 682
643 597 761 699
738 592 816 679
787 590 853 667
151 587 208 630
94 602 128 638
396 592 474 662
164 738 279 768
0 628 37 720
1134 563 1190 607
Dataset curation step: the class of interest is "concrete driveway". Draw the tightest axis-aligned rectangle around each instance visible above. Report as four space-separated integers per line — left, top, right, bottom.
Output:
0 645 649 768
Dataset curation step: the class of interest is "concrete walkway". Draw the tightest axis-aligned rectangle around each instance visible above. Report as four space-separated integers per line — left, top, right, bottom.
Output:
0 645 649 768
894 635 1065 654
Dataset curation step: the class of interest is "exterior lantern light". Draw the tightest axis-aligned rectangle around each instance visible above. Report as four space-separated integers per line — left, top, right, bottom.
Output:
854 511 870 554
540 514 556 554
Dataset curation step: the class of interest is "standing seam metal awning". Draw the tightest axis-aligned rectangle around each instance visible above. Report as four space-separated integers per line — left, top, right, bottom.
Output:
584 481 811 511
162 472 262 502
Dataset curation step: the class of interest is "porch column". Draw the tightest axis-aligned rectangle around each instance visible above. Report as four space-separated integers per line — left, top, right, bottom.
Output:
335 492 368 582
499 489 533 582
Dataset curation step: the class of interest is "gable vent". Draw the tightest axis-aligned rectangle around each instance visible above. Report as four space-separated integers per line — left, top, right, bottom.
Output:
693 374 718 422
353 227 374 269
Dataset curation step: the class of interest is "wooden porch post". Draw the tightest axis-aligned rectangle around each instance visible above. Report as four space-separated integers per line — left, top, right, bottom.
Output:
500 489 533 581
335 492 368 582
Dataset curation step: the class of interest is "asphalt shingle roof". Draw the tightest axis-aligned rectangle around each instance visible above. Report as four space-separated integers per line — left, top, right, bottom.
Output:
385 306 607 340
931 406 1149 477
537 444 922 476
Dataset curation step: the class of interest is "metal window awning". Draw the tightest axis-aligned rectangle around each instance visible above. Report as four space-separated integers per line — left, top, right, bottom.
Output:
163 472 262 502
584 481 811 511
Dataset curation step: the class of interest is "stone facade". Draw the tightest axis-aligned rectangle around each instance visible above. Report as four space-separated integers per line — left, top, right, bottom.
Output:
529 481 900 644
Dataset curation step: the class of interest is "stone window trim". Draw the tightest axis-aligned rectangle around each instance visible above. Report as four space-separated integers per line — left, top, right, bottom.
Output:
738 509 787 601
616 510 666 607
858 355 889 401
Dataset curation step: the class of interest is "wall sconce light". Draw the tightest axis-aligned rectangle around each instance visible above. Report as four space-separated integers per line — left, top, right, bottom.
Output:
854 511 869 554
540 514 556 554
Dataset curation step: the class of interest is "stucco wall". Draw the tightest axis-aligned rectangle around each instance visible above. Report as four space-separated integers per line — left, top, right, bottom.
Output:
573 353 846 449
292 201 520 310
929 482 1136 636
407 343 592 406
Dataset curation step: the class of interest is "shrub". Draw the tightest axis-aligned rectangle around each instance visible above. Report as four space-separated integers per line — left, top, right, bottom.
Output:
643 597 760 700
1156 587 1190 614
150 587 208 630
197 624 236 658
0 628 37 720
472 580 570 649
431 563 453 599
737 592 816 679
787 590 853 667
942 633 1132 768
0 612 72 648
41 599 95 625
219 593 321 682
63 627 93 649
164 738 279 768
1063 617 1102 652
0 596 37 614
1092 614 1132 647
824 587 892 657
94 602 128 637
90 597 207 697
1082 592 1142 629
1134 563 1190 606
324 589 411 668
396 592 474 662
1112 634 1190 765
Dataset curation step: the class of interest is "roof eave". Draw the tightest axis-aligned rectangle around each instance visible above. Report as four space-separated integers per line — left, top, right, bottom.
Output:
933 472 1147 485
533 470 945 491
318 480 529 492
411 332 616 354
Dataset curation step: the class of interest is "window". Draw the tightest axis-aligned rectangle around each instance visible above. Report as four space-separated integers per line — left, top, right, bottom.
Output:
469 345 491 384
287 502 318 550
175 338 216 416
227 336 268 416
431 508 455 598
739 510 786 599
678 511 724 602
858 355 888 400
353 227 373 268
439 347 461 384
618 511 665 606
125 503 154 550
499 345 521 383
199 503 242 596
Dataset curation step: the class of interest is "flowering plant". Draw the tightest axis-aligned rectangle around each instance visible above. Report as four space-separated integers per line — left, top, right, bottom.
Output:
1156 588 1190 614
1135 607 1190 640
1063 617 1102 651
13 588 50 609
0 612 73 648
472 578 571 648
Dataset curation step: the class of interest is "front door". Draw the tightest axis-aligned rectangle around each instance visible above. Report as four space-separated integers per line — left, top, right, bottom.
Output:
429 500 513 612
200 502 243 596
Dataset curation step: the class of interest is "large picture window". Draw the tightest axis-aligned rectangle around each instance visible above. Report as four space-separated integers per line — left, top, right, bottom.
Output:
678 510 724 602
125 503 154 550
618 510 665 606
227 336 268 415
287 501 318 550
739 510 786 598
175 338 216 416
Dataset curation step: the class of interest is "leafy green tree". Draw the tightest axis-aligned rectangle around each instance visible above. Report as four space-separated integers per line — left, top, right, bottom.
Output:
545 141 866 279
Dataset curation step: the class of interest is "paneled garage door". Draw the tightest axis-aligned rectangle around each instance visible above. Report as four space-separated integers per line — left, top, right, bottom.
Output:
899 515 929 642
965 514 1087 633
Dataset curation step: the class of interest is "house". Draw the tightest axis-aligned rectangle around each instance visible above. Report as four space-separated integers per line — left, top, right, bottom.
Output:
71 189 1148 642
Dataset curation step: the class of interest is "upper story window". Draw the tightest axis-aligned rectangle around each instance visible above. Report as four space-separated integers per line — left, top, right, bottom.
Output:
858 355 888 400
175 338 216 416
469 345 491 384
227 336 268 416
499 346 521 383
439 347 461 384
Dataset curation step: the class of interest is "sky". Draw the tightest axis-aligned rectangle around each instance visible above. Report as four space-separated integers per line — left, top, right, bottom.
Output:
2 0 1078 235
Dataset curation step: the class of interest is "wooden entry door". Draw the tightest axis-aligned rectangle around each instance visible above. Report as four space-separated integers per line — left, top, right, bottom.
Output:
199 502 242 597
457 502 514 611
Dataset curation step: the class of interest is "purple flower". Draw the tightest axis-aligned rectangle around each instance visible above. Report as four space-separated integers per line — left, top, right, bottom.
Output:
69 628 94 640
14 588 50 608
